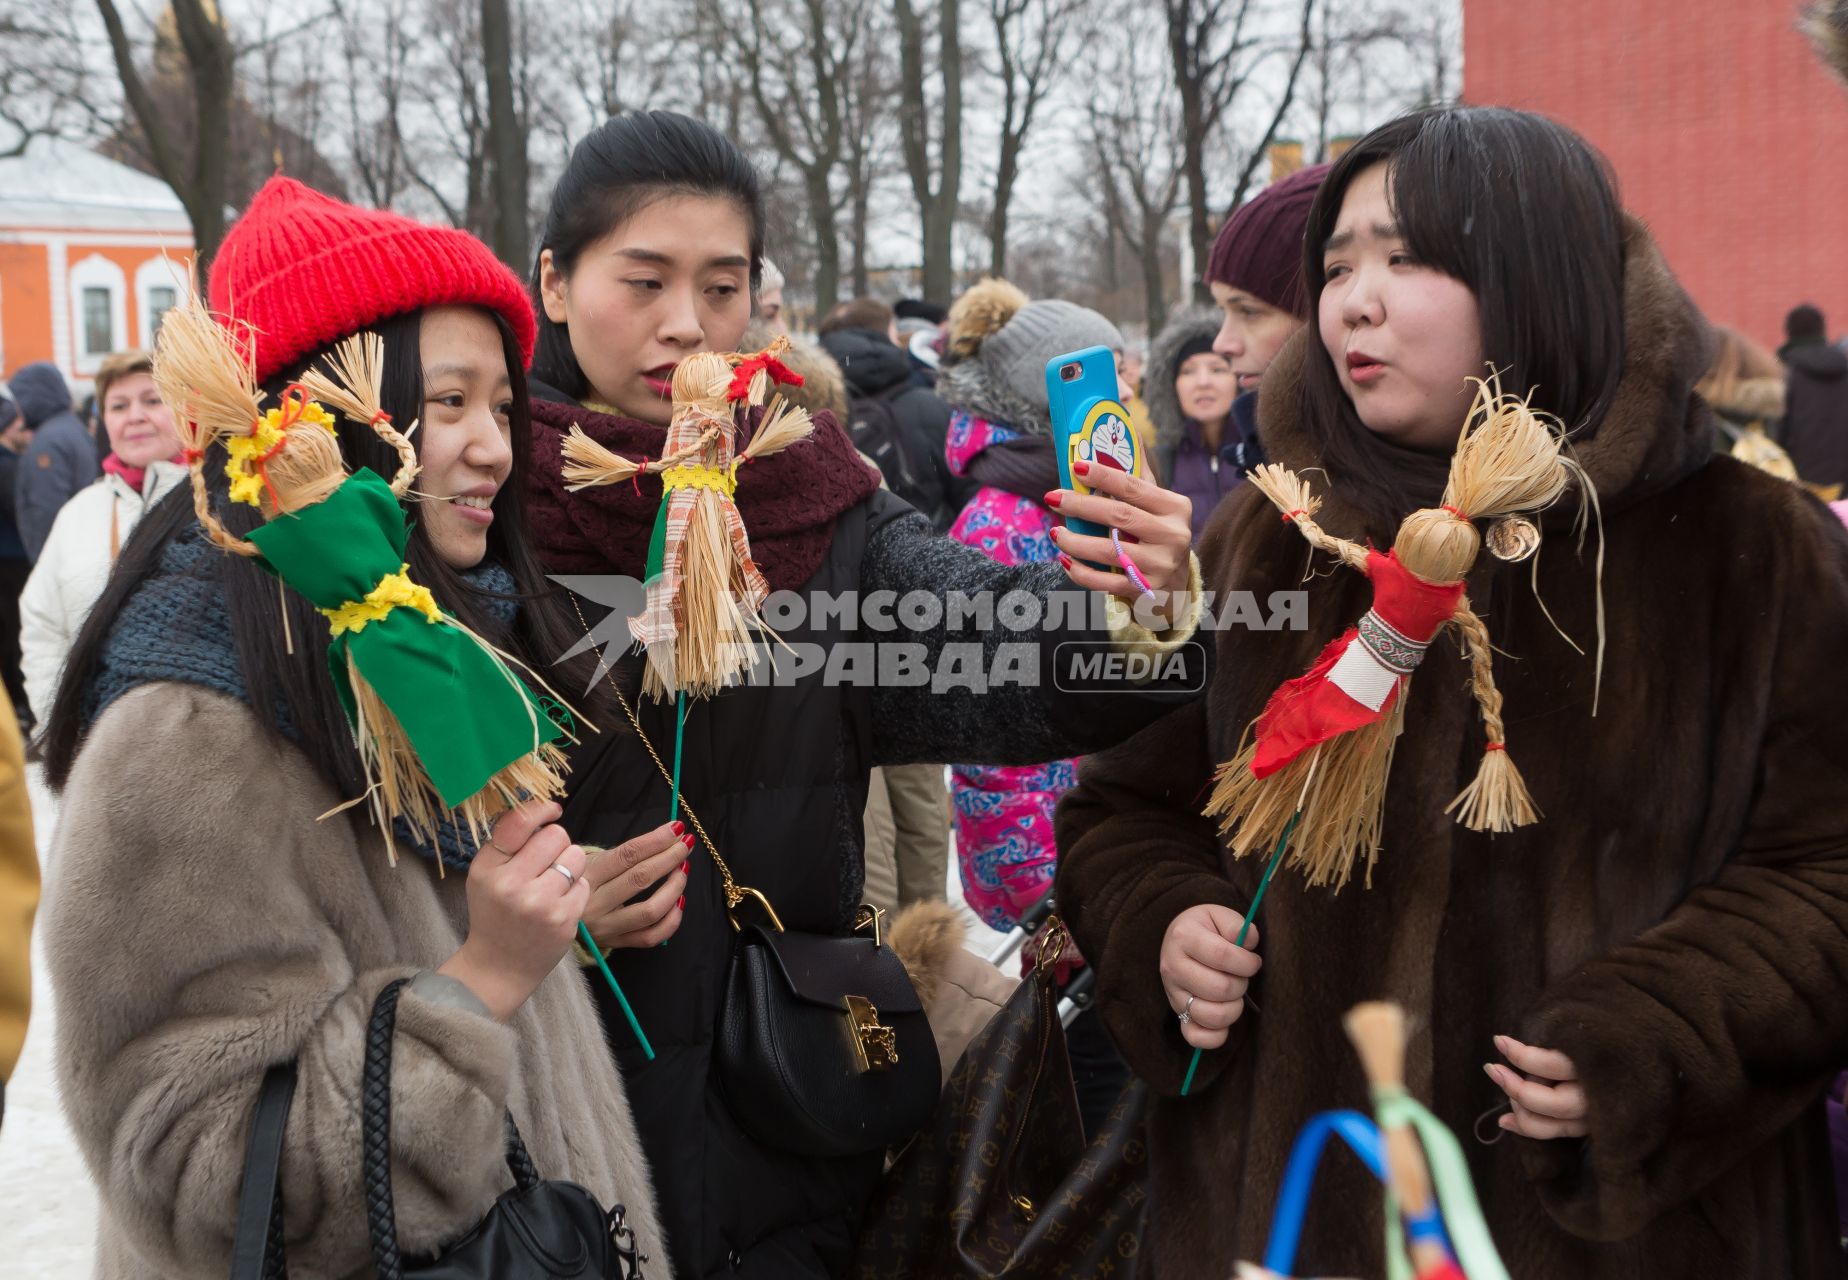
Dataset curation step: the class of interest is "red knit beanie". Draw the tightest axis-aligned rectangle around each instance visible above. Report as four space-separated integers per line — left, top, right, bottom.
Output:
208 177 537 384
1205 163 1331 319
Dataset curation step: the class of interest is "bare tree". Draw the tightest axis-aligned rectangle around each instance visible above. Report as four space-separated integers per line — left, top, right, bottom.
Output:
894 0 963 301
541 0 675 140
93 0 236 273
702 0 882 314
326 0 418 208
1221 0 1317 215
986 0 1078 276
839 32 901 298
0 7 99 157
482 0 529 267
1386 0 1461 106
1166 0 1316 304
1086 2 1185 337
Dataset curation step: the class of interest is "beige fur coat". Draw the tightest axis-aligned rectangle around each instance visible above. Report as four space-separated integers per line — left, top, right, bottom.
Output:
44 684 670 1278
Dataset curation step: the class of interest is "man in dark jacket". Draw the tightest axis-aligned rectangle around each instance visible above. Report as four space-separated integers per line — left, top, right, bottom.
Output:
1776 303 1848 489
819 299 971 531
9 363 99 561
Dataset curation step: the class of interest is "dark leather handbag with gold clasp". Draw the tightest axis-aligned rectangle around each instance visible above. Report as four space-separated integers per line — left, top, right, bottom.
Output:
599 673 940 1161
716 894 941 1158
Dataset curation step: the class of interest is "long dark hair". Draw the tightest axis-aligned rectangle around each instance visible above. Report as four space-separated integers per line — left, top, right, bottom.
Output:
40 307 609 792
530 110 766 399
1297 106 1628 527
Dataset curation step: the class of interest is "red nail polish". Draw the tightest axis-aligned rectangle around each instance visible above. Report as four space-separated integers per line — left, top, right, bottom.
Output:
676 895 686 912
1058 554 1074 571
681 860 690 877
682 833 695 848
1073 459 1091 476
672 820 686 835
1044 491 1063 508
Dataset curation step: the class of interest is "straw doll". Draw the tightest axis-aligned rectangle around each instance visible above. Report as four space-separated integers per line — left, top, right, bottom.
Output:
151 295 571 858
558 337 815 699
1205 375 1589 892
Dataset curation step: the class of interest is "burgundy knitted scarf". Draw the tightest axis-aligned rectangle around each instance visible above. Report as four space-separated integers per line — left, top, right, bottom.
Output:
526 398 882 590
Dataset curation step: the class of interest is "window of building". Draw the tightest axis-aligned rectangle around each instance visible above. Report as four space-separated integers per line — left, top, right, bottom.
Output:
83 287 113 356
146 285 178 340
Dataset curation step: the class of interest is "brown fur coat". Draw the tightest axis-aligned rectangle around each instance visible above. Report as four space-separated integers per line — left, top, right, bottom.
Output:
1055 220 1848 1277
44 685 670 1278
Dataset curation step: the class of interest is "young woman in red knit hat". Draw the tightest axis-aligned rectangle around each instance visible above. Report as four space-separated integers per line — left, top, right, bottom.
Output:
37 178 670 1278
522 110 1203 1278
1056 105 1848 1278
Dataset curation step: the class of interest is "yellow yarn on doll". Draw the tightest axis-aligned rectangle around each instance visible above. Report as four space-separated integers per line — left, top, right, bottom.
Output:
224 399 337 507
321 566 443 636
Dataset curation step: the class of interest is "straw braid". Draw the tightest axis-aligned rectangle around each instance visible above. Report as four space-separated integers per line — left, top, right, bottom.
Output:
1247 464 1370 570
1445 598 1540 832
1449 599 1508 749
295 333 421 498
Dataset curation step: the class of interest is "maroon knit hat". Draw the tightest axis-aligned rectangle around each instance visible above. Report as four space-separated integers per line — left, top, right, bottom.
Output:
208 177 537 384
1205 163 1331 319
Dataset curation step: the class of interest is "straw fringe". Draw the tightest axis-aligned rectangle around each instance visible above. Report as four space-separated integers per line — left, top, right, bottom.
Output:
641 489 764 700
152 295 267 556
1207 698 1406 893
1444 374 1572 523
561 424 644 490
740 397 814 461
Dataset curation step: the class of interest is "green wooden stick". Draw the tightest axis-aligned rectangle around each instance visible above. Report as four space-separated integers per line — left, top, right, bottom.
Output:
580 921 655 1060
1179 811 1300 1097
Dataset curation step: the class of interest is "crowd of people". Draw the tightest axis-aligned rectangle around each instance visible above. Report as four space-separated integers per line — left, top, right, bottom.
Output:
0 96 1845 1280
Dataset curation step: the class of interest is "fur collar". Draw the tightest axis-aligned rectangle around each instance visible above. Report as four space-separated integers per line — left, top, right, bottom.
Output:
1256 215 1716 535
1145 308 1225 455
936 356 1048 436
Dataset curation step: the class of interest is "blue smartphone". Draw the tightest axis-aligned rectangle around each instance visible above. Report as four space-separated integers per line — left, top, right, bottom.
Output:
1045 346 1144 546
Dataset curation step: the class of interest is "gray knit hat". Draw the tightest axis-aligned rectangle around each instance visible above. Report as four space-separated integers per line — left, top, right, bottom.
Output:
980 300 1126 415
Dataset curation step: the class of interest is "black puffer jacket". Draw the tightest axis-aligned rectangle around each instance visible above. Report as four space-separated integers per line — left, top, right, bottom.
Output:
558 484 1206 1278
1778 340 1848 488
818 327 971 528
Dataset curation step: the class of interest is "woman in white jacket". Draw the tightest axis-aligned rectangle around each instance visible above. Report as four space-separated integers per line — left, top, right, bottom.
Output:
20 349 184 725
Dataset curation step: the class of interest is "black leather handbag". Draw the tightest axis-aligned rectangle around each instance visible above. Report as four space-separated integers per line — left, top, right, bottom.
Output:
605 678 941 1160
716 907 941 1157
229 978 648 1280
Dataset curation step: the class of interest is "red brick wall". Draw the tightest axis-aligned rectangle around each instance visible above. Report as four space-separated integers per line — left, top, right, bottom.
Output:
1463 0 1848 352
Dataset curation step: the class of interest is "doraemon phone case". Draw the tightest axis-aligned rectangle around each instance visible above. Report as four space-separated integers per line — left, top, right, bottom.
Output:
1047 346 1146 567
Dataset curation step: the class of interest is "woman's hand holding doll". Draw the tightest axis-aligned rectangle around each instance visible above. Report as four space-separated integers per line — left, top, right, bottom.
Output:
1159 903 1262 1050
1046 460 1195 629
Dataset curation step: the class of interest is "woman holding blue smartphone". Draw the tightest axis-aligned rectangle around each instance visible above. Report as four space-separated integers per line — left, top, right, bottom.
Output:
523 111 1200 1278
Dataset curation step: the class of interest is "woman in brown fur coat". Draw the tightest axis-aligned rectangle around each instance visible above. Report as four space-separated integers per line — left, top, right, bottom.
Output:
1056 106 1848 1277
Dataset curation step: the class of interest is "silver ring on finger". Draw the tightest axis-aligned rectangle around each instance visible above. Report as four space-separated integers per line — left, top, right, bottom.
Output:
1177 993 1196 1026
549 861 577 887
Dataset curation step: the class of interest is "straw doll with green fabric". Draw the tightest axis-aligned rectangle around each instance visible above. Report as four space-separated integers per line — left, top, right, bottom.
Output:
153 297 571 856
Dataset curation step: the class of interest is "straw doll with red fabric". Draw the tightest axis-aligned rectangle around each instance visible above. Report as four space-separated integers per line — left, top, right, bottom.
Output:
1205 375 1582 892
